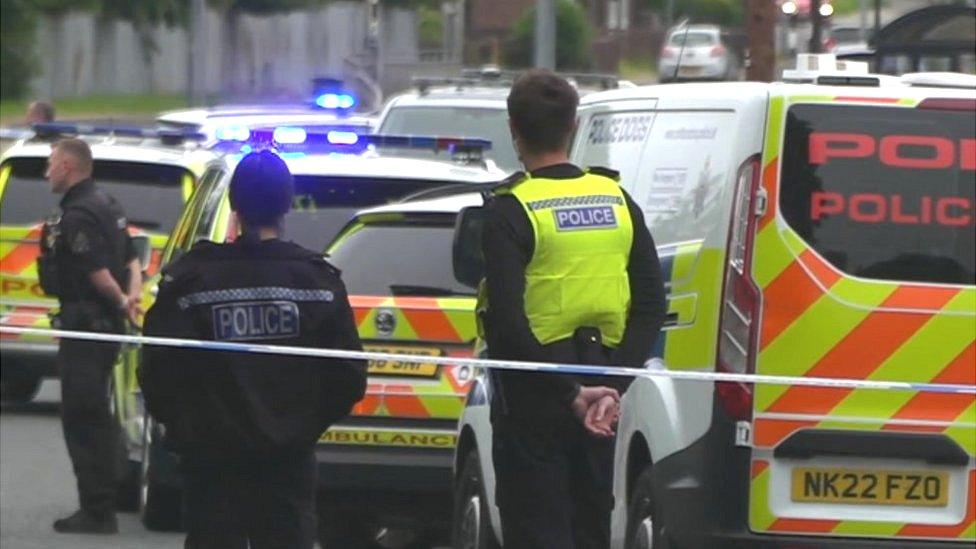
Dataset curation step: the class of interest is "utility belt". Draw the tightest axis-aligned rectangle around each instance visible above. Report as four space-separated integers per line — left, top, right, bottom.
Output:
54 301 125 334
491 326 611 420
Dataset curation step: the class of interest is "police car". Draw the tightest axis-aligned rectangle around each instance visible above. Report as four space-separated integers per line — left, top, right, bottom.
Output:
451 56 976 548
376 67 631 173
156 103 375 139
0 125 216 404
130 128 504 538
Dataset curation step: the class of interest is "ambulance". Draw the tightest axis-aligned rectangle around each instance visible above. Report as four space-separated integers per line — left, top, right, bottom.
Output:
451 56 975 548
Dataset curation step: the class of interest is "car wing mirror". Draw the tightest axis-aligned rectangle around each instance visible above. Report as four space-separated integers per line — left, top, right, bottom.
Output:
452 206 487 289
130 234 153 273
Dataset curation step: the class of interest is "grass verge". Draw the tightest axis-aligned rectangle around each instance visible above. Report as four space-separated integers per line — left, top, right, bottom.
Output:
0 94 190 125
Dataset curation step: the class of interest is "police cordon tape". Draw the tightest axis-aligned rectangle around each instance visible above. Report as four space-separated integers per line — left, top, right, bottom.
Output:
1 325 974 395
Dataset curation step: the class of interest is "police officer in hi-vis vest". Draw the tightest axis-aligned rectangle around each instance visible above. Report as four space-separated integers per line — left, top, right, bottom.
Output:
482 70 667 548
139 151 367 549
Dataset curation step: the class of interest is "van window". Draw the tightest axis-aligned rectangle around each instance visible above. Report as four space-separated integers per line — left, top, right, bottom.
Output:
1 158 186 233
780 103 975 285
328 219 474 296
668 31 716 47
283 176 458 252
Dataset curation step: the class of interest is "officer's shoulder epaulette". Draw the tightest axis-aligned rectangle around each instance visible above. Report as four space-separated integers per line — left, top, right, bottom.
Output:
587 166 621 181
308 252 343 278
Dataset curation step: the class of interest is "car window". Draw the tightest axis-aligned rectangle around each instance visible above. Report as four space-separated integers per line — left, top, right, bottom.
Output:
668 31 716 47
163 167 221 265
780 103 975 285
1 158 186 233
328 218 474 296
283 176 460 252
378 106 520 172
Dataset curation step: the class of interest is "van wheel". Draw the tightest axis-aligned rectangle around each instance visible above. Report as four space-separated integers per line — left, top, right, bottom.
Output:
626 467 665 549
139 418 182 531
453 451 500 549
0 372 41 403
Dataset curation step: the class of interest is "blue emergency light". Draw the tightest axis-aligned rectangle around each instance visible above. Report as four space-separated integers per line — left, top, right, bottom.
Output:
314 93 357 110
214 125 492 161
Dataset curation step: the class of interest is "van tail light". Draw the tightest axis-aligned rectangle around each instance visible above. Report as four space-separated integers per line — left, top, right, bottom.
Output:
710 44 726 57
716 155 763 421
661 46 676 58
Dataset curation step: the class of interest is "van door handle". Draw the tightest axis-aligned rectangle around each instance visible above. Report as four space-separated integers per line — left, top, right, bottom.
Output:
774 429 968 466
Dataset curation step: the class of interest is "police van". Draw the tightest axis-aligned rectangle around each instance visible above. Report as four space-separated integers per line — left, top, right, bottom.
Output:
451 56 975 548
0 126 215 403
130 128 504 540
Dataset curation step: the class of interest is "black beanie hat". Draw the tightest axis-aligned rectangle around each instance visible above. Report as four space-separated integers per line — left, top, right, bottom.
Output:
228 150 294 226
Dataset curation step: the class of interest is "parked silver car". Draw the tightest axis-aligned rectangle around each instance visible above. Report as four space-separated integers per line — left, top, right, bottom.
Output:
659 25 739 83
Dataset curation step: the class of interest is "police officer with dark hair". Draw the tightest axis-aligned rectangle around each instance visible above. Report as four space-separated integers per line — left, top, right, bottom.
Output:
42 138 142 535
482 70 666 548
139 150 367 549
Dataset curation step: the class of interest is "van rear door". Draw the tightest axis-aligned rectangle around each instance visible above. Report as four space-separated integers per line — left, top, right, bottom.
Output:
749 97 975 542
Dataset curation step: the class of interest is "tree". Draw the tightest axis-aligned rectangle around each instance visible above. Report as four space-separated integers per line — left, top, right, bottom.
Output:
0 0 39 100
504 0 593 70
644 0 743 27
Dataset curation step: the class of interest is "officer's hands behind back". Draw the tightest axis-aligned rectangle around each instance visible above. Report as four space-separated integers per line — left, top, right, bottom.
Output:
571 386 619 438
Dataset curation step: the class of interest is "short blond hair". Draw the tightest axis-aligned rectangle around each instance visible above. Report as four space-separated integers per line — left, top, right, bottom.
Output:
53 138 93 173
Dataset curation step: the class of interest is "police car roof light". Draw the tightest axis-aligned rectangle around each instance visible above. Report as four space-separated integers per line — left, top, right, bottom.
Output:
326 131 359 145
272 127 308 145
213 125 252 142
30 122 206 145
314 93 357 110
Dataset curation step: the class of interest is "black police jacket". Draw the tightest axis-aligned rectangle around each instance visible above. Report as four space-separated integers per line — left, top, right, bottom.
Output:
139 236 367 459
50 179 136 312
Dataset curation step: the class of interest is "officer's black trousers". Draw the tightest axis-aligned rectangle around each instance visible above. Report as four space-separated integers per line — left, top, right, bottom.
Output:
182 451 317 549
492 415 615 549
58 307 124 518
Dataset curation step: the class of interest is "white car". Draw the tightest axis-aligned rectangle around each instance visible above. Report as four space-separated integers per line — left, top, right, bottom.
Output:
658 25 738 83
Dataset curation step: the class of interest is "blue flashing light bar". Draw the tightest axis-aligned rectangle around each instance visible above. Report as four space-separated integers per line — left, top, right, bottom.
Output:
213 125 251 142
272 126 308 144
314 93 357 110
214 126 492 159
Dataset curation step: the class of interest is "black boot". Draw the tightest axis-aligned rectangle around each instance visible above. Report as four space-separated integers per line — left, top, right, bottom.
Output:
53 509 118 534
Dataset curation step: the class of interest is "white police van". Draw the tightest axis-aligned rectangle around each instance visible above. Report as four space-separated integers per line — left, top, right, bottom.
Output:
452 56 976 548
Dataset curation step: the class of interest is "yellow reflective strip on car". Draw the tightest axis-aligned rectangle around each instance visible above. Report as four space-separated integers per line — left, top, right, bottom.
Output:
320 427 457 449
831 520 903 537
824 292 976 426
663 249 723 370
181 174 194 202
787 95 834 104
748 466 777 532
667 294 696 325
669 240 703 287
762 96 786 163
960 519 976 538
0 164 11 196
753 224 795 289
755 279 895 412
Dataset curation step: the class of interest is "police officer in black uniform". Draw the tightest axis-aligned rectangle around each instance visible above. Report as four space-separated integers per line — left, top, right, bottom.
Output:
482 71 667 548
139 150 367 549
42 138 143 534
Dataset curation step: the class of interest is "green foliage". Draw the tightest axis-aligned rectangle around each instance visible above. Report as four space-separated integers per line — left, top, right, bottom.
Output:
418 4 444 49
207 0 328 13
0 0 39 100
504 0 593 70
643 0 743 26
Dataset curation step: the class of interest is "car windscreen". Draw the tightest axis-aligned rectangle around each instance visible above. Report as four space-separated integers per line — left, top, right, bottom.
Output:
780 103 975 285
1 158 186 233
328 218 474 297
669 31 716 47
282 176 457 252
378 106 520 172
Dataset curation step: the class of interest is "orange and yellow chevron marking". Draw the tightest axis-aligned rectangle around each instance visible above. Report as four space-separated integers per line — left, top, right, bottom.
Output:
883 343 976 434
759 248 841 349
0 226 41 275
0 305 53 342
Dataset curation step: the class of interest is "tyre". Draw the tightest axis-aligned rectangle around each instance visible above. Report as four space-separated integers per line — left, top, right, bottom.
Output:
452 451 500 549
625 466 665 549
139 417 182 531
0 372 41 403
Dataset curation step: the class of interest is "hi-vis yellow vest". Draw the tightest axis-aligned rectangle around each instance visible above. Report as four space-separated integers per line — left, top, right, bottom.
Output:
500 170 633 346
